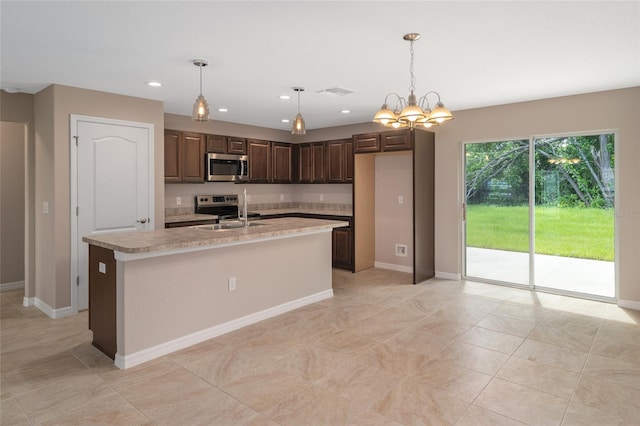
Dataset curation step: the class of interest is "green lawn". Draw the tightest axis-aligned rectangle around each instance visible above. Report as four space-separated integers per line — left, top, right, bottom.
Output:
466 205 614 261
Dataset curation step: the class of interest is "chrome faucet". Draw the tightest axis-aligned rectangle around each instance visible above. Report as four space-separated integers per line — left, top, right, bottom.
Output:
242 188 249 227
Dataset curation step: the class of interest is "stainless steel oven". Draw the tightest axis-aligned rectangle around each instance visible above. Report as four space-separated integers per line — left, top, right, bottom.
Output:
195 194 261 222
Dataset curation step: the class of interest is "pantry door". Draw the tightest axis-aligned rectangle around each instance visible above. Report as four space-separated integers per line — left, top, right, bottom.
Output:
70 115 154 312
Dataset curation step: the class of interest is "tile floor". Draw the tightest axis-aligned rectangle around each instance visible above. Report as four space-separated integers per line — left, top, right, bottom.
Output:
2 268 640 425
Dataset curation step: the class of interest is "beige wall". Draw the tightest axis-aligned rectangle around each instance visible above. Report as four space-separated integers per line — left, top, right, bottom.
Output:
0 122 26 285
434 87 640 303
34 85 164 310
164 113 291 142
165 112 381 144
0 91 35 298
375 154 413 268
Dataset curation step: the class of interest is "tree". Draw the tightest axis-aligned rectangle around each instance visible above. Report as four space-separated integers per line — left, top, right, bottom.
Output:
465 134 615 208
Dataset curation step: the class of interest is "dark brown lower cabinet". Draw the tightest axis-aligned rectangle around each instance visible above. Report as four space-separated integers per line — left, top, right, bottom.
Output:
88 245 117 359
332 227 353 269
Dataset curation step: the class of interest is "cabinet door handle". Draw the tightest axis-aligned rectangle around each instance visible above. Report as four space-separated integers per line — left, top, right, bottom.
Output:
136 218 148 224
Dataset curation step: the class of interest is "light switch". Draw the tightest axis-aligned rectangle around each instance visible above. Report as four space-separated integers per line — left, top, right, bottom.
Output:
98 262 106 274
398 195 404 204
176 197 182 205
42 202 49 214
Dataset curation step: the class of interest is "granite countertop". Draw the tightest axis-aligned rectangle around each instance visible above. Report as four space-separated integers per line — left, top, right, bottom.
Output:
83 217 348 254
253 208 352 217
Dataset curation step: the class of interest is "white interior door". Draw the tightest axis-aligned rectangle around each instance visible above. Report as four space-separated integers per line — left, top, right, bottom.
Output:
71 115 154 311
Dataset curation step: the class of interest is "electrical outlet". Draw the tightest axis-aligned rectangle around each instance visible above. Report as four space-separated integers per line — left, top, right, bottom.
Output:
42 202 49 214
176 197 182 205
280 194 284 201
319 194 324 201
395 244 408 257
228 277 237 291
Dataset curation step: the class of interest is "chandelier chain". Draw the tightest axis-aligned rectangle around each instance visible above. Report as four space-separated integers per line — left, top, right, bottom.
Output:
409 39 416 94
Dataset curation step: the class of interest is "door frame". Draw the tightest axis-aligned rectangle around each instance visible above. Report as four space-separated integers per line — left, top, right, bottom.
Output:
69 114 155 314
460 129 619 302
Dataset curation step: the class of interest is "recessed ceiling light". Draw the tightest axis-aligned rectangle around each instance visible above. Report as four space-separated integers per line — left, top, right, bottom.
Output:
279 95 291 100
146 81 162 87
281 119 290 123
340 110 351 114
217 108 228 112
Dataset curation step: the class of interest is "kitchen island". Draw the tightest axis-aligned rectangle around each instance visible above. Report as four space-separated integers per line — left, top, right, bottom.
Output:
82 217 347 369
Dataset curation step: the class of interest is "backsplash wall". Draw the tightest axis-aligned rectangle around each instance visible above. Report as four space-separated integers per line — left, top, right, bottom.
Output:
165 183 352 211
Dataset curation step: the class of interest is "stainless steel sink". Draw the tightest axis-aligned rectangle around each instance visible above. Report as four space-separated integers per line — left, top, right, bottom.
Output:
191 222 263 231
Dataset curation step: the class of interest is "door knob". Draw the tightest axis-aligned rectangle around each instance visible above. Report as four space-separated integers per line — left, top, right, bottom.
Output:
136 218 148 224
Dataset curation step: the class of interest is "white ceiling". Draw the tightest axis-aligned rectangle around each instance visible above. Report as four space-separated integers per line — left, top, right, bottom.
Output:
1 1 638 131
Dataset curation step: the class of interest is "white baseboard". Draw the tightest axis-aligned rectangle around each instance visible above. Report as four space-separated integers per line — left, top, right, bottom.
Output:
34 298 73 319
374 261 413 274
435 271 461 280
1 280 24 292
23 297 35 307
618 299 640 311
115 288 334 369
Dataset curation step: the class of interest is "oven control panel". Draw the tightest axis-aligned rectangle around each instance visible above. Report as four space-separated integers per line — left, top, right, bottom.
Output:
195 194 238 207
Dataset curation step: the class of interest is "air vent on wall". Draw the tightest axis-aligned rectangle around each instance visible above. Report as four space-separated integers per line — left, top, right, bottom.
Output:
316 87 356 96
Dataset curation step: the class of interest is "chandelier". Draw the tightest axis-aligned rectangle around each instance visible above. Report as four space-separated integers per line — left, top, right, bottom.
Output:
373 33 453 129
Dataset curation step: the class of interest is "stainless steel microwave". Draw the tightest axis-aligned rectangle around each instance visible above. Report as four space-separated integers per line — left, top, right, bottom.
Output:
206 153 248 182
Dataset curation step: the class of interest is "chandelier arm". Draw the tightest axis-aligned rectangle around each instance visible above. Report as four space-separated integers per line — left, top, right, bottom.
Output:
383 92 404 105
423 91 442 103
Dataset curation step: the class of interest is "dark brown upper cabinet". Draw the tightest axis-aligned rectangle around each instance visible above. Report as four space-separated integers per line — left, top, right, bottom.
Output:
381 130 412 151
164 129 205 183
298 143 326 183
326 139 353 183
345 139 354 182
164 130 181 182
354 129 413 154
247 139 271 183
206 134 226 153
271 142 294 183
227 137 247 155
298 144 312 183
353 133 381 153
206 134 247 155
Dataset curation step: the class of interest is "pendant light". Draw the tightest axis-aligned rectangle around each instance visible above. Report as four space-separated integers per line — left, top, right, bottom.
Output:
291 87 306 136
192 59 210 121
373 33 453 129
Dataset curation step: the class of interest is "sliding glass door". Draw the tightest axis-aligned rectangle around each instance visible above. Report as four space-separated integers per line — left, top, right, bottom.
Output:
533 135 615 297
464 133 616 299
463 140 530 285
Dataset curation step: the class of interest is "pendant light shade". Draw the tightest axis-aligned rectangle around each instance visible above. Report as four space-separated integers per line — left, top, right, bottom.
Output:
372 103 396 125
291 87 306 135
373 33 454 129
192 59 210 121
